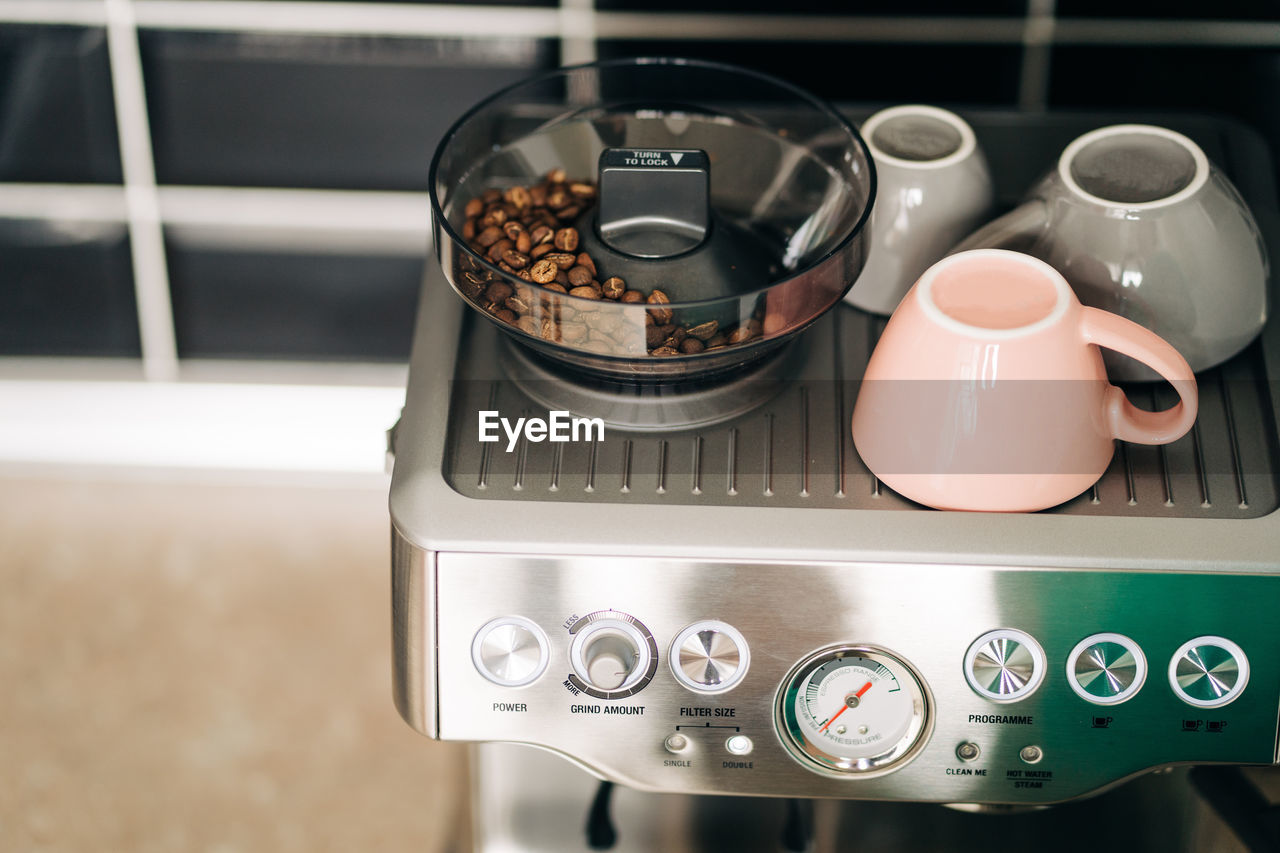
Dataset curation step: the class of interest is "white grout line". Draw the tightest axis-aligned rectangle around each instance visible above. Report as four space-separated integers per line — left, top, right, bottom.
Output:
1019 0 1055 111
1053 18 1280 46
0 0 106 25
560 0 597 66
133 0 564 37
1 1 1275 47
105 0 179 382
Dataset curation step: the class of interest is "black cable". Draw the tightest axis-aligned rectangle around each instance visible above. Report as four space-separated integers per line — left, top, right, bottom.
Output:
586 780 618 850
780 798 813 852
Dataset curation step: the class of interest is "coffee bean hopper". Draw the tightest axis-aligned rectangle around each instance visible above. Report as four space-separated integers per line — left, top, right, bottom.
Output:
390 59 1280 851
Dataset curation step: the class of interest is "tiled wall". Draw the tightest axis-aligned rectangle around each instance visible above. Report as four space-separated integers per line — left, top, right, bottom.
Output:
2 1 1278 380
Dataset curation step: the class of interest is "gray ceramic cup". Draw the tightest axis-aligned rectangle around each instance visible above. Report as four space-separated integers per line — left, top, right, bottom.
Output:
843 105 994 316
953 124 1269 381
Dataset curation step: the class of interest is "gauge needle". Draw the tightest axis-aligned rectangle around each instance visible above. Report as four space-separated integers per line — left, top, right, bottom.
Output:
820 682 873 732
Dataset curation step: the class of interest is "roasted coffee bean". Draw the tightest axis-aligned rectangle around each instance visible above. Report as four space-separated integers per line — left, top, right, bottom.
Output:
517 268 533 282
569 183 596 199
576 253 596 278
554 270 570 286
546 189 569 209
705 333 727 349
476 226 503 248
486 238 513 262
747 318 763 335
601 277 626 300
569 285 601 300
547 168 567 184
502 220 523 241
505 186 531 210
686 320 719 341
501 249 530 269
619 289 643 304
554 228 579 252
645 324 665 347
530 225 554 246
539 318 560 340
516 316 540 336
530 243 553 260
484 282 514 304
542 282 568 294
464 198 485 218
462 219 476 240
530 259 559 283
493 308 517 324
482 188 502 204
567 266 592 287
557 205 581 221
646 290 673 324
505 295 531 314
480 208 507 228
497 261 517 274
679 337 705 354
529 185 547 207
650 346 680 357
515 232 532 254
670 327 688 344
727 326 755 344
545 252 577 270
559 322 588 343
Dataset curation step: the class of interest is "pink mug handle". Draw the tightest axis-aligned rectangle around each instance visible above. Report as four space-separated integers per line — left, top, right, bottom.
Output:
1079 307 1198 444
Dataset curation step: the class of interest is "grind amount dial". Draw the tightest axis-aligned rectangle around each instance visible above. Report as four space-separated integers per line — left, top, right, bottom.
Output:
777 645 932 777
568 611 659 699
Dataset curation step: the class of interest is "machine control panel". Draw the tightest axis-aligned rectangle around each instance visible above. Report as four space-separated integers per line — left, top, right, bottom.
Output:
415 553 1280 805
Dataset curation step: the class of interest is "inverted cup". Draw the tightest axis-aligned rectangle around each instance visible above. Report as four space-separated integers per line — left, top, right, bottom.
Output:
852 249 1198 512
844 105 994 316
952 124 1268 381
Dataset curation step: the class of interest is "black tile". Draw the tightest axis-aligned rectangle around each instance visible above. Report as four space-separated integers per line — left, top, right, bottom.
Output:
1049 47 1280 165
1057 0 1279 19
0 25 122 183
597 41 1023 106
141 32 558 190
0 220 139 357
597 0 1022 12
167 240 423 361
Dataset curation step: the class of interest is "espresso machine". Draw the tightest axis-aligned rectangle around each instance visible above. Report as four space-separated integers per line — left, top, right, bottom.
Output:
389 59 1280 851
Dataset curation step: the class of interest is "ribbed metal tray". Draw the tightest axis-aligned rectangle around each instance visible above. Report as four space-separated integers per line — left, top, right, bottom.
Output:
440 112 1280 519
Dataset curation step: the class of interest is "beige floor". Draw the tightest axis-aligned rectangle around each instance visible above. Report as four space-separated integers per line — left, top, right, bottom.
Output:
0 473 468 853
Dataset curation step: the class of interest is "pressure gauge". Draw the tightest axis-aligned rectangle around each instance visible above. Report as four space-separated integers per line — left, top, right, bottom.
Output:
776 645 932 777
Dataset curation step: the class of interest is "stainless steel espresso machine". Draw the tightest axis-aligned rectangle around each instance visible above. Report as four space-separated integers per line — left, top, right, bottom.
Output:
389 59 1280 851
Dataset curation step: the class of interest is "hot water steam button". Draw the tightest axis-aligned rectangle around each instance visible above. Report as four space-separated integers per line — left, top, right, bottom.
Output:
471 616 549 687
669 621 750 694
1169 636 1249 708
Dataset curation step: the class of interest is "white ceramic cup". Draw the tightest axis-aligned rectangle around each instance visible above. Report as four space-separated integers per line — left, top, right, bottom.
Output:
952 124 1269 381
843 105 994 316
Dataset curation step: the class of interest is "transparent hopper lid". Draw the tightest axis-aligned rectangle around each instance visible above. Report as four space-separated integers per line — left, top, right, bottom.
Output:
429 58 876 381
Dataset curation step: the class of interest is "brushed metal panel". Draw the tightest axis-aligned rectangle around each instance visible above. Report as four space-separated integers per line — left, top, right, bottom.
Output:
426 552 1280 804
391 529 437 738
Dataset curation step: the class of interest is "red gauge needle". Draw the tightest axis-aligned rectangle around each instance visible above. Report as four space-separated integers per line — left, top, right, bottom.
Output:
820 682 873 733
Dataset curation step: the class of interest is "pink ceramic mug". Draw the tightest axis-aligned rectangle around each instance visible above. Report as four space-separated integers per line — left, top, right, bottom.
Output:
851 249 1198 512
